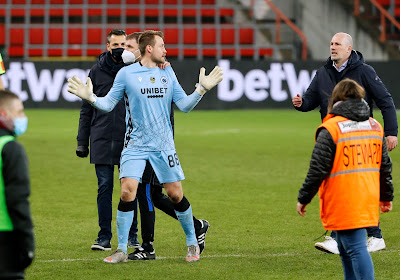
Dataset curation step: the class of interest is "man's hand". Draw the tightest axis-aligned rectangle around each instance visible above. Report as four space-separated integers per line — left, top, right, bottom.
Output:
296 202 307 216
158 61 171 70
76 146 89 158
196 66 223 95
67 76 96 103
380 201 393 213
386 135 398 151
292 94 303 107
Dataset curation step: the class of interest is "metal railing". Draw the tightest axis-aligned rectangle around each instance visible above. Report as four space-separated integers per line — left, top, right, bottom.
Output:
354 0 400 42
263 0 307 60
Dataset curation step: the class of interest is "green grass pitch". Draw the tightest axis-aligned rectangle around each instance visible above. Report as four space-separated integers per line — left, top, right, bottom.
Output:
21 109 400 280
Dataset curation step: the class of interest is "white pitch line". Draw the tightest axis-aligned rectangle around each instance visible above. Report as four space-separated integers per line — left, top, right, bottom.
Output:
35 249 400 263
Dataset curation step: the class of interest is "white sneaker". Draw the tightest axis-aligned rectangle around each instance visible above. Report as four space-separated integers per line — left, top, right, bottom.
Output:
185 245 200 262
367 237 386 252
315 236 340 254
103 249 128 263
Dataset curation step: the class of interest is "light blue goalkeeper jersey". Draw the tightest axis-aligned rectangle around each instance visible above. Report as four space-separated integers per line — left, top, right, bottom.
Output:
92 63 203 151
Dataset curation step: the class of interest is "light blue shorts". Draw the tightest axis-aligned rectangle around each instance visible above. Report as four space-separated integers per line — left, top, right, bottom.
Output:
119 149 185 184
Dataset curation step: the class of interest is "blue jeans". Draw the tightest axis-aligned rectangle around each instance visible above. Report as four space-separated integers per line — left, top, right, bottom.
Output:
336 228 375 280
95 164 138 241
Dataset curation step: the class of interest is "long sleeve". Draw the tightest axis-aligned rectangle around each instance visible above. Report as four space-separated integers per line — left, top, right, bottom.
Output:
363 65 398 137
295 71 321 113
297 128 336 204
77 99 93 146
174 91 203 113
379 138 394 201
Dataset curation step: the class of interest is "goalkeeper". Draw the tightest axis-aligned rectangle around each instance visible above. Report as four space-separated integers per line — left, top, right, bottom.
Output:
68 30 223 263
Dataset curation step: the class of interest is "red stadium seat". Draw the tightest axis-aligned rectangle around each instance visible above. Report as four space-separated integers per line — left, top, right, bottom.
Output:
0 25 5 45
48 49 63 56
221 48 235 56
166 48 179 57
49 28 64 44
87 49 103 56
8 46 24 57
87 28 103 44
68 28 83 44
10 28 24 45
239 28 253 44
88 9 102 16
259 48 274 56
30 8 45 17
183 49 198 56
184 28 197 44
164 28 179 44
29 49 44 56
29 28 44 44
11 9 25 17
68 49 83 56
221 28 235 44
202 28 216 44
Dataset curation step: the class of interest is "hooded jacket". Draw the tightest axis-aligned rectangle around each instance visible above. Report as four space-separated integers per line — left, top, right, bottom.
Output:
297 99 393 205
295 50 398 137
77 51 126 165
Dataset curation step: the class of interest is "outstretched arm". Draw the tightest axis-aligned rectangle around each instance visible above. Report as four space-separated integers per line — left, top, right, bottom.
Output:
68 70 125 112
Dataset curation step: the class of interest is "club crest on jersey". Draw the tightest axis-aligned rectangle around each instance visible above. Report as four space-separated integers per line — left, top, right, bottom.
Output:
150 76 155 83
161 76 168 84
138 77 142 82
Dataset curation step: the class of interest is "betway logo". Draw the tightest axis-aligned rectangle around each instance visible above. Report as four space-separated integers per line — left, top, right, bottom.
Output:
217 60 316 102
1 62 89 102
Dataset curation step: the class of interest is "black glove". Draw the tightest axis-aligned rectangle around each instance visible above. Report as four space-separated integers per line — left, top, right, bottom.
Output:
76 145 89 158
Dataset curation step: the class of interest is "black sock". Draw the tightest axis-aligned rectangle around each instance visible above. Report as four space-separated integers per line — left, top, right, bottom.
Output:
117 199 136 212
173 195 190 212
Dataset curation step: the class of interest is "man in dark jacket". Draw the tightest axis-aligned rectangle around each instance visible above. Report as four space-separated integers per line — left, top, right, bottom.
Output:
292 32 397 254
76 29 139 251
0 89 34 279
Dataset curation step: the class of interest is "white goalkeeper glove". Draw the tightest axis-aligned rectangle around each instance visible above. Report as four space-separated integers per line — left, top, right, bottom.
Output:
67 76 96 103
195 66 223 95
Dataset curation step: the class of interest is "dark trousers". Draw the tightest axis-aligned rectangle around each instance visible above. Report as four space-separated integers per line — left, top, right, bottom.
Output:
331 225 382 240
95 164 138 241
136 183 177 244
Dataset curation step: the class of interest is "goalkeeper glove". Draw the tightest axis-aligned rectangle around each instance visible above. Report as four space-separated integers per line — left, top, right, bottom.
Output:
195 66 223 95
67 76 96 103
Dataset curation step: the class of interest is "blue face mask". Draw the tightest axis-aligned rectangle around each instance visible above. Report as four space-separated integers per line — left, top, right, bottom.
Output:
14 117 28 136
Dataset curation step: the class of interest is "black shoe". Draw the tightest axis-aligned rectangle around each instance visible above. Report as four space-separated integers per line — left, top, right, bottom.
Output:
196 219 210 254
91 238 111 251
128 247 156 261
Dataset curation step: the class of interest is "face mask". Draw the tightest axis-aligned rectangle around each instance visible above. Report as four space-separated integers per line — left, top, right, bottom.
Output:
122 49 141 64
14 117 28 136
111 48 124 62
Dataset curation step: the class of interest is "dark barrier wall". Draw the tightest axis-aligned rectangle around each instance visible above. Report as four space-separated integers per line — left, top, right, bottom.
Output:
1 59 400 109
